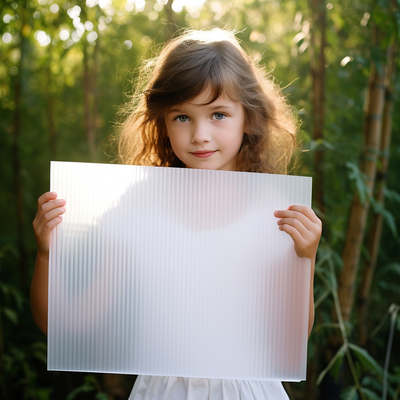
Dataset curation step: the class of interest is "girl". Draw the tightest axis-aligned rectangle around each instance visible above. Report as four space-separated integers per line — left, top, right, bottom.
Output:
31 29 321 400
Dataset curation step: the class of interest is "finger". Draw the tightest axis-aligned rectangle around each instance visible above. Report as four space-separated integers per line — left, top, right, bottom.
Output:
39 214 64 237
277 217 308 239
36 215 64 254
275 212 314 235
278 218 317 245
274 205 318 222
279 223 315 259
37 197 67 219
274 208 321 232
278 223 306 247
287 205 320 225
34 206 66 235
37 192 58 208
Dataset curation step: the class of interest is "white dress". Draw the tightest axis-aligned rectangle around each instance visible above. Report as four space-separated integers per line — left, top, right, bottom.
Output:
128 376 289 400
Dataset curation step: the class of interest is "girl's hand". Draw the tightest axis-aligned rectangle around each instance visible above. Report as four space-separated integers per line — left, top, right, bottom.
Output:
33 192 66 256
274 205 321 259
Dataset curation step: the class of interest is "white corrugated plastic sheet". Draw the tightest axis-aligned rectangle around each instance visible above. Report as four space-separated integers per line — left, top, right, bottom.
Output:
48 161 312 381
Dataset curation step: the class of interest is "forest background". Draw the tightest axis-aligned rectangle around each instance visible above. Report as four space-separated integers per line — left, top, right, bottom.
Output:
1 0 399 399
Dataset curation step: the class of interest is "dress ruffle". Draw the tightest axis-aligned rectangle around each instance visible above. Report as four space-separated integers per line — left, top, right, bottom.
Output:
129 376 289 400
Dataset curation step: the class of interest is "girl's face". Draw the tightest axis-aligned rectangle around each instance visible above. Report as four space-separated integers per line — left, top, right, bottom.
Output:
165 87 246 171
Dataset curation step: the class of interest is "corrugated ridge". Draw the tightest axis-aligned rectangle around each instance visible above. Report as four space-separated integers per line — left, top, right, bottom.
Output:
48 162 311 381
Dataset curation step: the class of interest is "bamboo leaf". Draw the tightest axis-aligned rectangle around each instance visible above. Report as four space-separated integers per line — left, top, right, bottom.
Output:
361 375 385 393
348 344 383 375
360 387 381 400
35 388 52 400
315 288 330 309
95 394 109 400
3 307 18 324
381 209 398 238
316 343 347 385
341 386 359 400
384 188 400 204
376 261 400 280
346 162 369 204
378 281 400 294
0 282 9 295
307 138 335 152
31 342 47 364
66 383 94 400
370 199 398 238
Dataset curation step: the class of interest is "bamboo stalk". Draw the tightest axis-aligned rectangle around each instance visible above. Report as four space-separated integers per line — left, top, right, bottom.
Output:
12 29 27 285
357 42 396 345
306 2 326 397
92 38 99 160
45 63 57 157
83 45 96 159
338 64 386 322
310 0 326 221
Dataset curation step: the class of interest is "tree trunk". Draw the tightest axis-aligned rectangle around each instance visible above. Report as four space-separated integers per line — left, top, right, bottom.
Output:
357 42 396 346
12 35 27 285
45 64 57 157
92 39 99 161
338 64 386 323
306 2 326 398
309 0 326 221
83 45 96 159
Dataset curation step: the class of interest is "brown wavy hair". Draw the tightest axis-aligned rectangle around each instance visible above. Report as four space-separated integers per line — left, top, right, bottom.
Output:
115 29 297 174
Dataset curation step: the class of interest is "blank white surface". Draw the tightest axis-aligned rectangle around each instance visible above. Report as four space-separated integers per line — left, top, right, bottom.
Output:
48 162 312 381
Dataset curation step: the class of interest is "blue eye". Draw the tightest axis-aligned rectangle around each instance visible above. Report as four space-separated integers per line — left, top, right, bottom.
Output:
176 115 189 122
213 112 226 120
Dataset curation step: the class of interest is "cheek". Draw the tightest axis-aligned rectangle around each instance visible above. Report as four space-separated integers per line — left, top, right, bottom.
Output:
168 133 187 158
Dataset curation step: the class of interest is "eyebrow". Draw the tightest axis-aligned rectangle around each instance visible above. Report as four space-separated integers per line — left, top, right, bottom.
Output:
167 104 234 114
167 107 184 114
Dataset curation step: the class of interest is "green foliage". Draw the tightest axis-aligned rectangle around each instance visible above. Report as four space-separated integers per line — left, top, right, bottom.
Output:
370 198 398 238
316 343 347 385
341 386 359 400
346 161 370 204
66 375 105 400
348 344 383 376
359 387 381 400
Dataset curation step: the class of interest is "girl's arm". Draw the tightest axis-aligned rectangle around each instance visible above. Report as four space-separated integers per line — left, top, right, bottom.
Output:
31 192 66 335
274 205 322 337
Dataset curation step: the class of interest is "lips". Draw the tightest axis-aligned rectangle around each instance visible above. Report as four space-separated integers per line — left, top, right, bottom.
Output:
190 150 217 158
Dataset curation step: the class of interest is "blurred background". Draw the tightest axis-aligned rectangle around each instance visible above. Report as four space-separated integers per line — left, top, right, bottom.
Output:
1 0 399 399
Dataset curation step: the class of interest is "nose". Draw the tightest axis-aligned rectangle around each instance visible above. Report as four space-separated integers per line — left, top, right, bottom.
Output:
191 121 211 144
